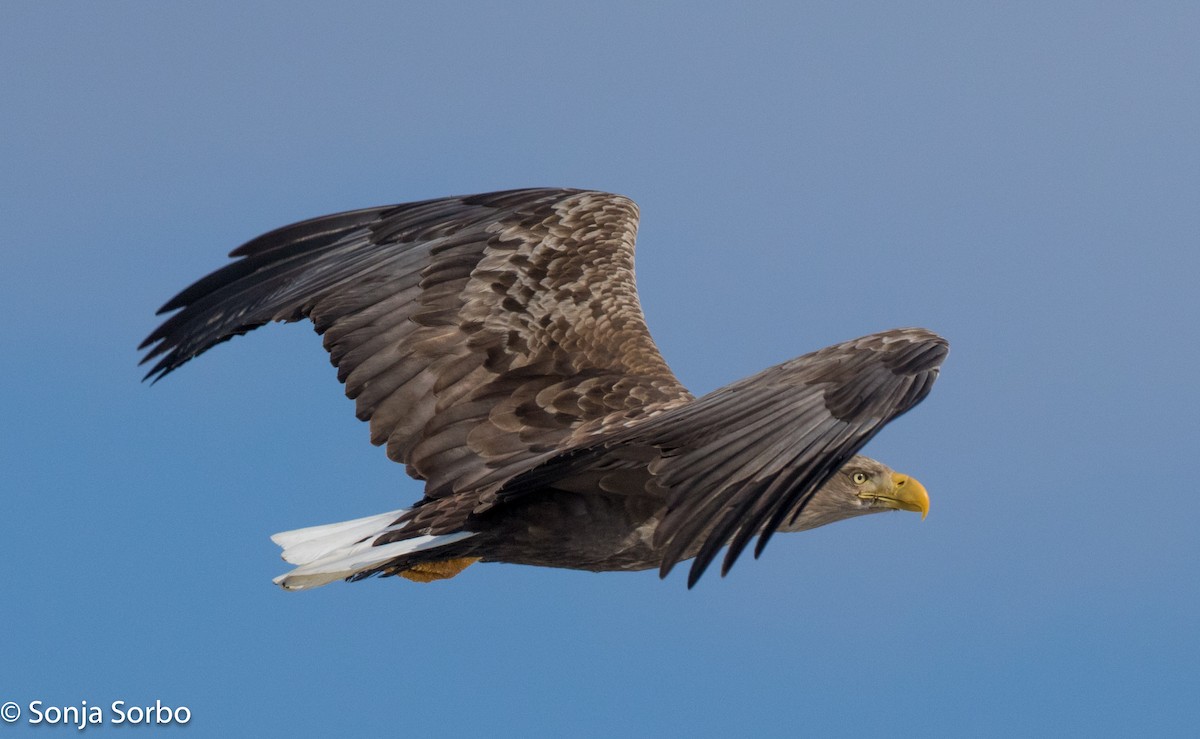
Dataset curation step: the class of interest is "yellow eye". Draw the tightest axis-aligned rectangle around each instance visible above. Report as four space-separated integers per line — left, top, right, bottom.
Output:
851 472 868 485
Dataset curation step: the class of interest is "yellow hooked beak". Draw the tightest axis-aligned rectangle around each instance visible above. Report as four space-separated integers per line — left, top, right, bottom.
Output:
862 473 930 519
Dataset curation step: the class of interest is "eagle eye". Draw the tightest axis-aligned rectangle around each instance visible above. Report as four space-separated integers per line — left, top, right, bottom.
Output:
851 472 868 485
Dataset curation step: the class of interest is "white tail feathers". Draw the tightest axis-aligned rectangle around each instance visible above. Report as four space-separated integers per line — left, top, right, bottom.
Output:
272 509 409 566
270 508 476 590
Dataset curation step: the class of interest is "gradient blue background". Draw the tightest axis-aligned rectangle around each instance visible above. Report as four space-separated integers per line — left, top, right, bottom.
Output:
3 3 1197 736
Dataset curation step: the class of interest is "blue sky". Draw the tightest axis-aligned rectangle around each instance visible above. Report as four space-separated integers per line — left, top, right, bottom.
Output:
2 2 1198 736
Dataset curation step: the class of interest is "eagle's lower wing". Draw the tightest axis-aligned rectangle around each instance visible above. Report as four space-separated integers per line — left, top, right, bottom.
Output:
499 328 947 586
140 189 692 500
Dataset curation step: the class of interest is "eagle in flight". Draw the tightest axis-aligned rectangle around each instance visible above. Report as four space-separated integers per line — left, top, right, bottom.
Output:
141 188 947 589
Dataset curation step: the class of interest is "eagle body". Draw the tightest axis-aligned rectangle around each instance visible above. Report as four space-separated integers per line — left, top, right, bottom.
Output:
391 454 917 576
458 489 667 572
141 188 947 589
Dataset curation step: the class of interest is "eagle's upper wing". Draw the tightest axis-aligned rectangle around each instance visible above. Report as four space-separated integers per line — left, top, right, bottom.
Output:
498 328 947 586
140 189 692 499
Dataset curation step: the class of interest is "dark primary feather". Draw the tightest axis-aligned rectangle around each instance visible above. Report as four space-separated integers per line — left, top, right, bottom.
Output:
141 188 947 586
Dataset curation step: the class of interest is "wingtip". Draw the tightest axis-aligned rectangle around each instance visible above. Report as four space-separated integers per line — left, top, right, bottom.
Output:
137 354 173 384
659 555 706 589
687 553 716 588
751 530 775 560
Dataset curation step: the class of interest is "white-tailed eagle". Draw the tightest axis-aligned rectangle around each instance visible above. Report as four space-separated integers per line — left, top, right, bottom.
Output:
141 189 947 589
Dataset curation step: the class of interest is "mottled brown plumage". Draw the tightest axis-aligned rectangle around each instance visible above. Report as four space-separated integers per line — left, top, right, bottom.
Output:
141 188 947 588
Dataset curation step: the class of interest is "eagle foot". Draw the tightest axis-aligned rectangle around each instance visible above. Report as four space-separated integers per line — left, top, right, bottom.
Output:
397 557 481 583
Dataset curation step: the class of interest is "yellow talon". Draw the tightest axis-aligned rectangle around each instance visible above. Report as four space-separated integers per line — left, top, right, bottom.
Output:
398 557 481 583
